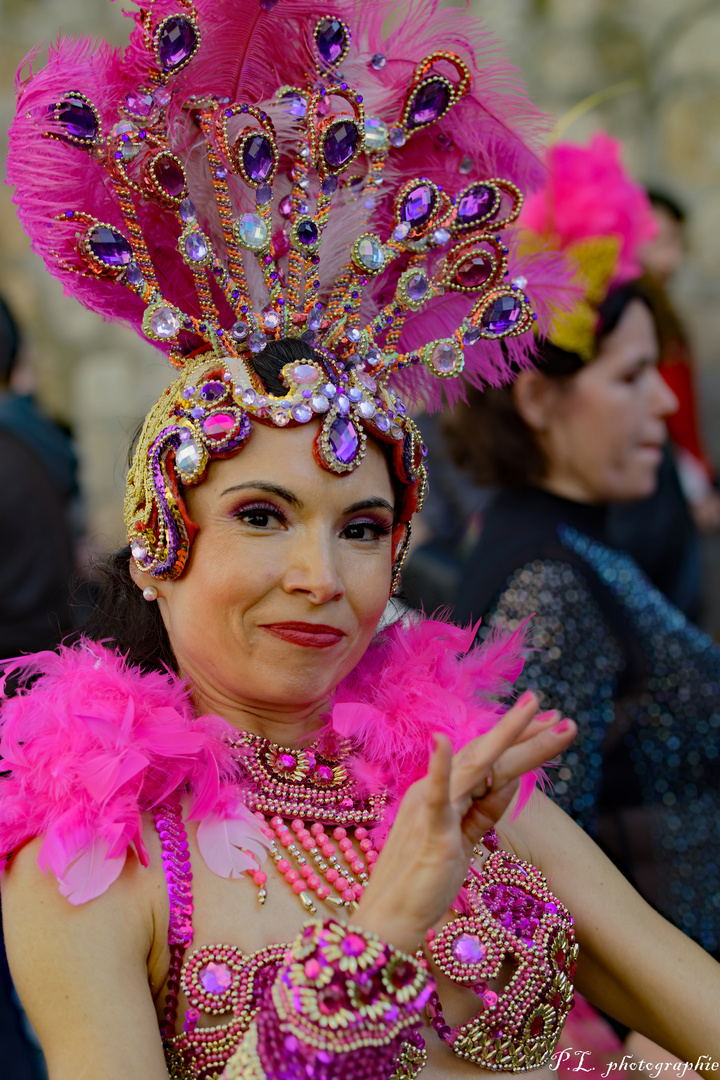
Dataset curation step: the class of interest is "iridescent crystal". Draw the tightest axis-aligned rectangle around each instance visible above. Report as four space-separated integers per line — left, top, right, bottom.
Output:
323 121 359 170
358 400 376 419
431 341 459 373
175 438 202 475
242 134 275 182
112 122 139 160
231 320 249 342
374 413 390 432
370 52 387 70
355 236 385 271
248 332 267 352
241 388 257 406
392 222 411 242
292 364 319 385
307 309 323 332
336 394 350 415
184 233 208 262
125 262 144 287
256 183 272 206
463 325 481 345
311 394 330 413
149 307 181 338
236 213 268 250
262 306 280 329
130 540 147 561
357 372 377 392
157 16 198 70
389 127 407 148
291 402 313 423
87 226 132 267
200 382 225 402
272 407 290 426
481 294 522 335
328 415 359 464
407 79 451 128
315 17 348 65
321 175 339 195
125 90 154 117
364 117 389 152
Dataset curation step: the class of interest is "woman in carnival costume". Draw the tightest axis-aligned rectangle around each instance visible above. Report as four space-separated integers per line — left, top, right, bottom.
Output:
451 135 720 970
1 4 718 1077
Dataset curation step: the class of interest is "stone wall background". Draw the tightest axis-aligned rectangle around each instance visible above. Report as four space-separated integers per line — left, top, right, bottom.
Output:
2 0 720 614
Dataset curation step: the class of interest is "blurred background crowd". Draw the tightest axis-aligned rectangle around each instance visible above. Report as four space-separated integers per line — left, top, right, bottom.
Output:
2 0 720 1075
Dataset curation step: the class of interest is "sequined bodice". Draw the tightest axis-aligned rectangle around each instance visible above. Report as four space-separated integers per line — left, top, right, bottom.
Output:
156 804 576 1079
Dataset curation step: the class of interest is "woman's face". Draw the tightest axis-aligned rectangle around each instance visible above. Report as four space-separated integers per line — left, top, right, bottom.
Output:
525 299 678 503
145 420 396 729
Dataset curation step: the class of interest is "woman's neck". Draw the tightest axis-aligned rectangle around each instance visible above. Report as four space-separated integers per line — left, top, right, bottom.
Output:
189 680 328 747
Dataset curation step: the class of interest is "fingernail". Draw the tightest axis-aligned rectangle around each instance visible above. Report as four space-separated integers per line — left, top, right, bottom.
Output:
536 710 558 723
554 719 572 734
517 690 535 707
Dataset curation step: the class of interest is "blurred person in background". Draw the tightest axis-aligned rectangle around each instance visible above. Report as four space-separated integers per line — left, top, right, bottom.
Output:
0 296 78 660
448 137 720 1053
640 190 720 532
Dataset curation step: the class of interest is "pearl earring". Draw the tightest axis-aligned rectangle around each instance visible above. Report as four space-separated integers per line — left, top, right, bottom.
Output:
142 586 158 602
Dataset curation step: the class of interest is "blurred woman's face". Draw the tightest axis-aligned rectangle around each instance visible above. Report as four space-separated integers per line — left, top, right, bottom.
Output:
523 299 678 504
146 421 395 728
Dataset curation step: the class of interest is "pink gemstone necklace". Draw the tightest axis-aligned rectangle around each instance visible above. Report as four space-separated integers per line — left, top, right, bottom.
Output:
229 731 387 915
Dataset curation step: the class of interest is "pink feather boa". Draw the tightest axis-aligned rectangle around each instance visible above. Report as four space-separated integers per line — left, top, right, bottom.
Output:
0 616 532 903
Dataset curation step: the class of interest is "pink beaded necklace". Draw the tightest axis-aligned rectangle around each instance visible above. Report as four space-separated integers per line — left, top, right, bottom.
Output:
230 731 387 915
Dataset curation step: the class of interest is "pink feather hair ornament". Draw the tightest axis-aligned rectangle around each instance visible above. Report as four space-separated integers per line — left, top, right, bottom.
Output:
7 0 578 580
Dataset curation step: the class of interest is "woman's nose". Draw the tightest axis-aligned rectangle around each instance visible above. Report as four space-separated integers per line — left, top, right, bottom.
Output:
651 369 679 419
282 530 344 604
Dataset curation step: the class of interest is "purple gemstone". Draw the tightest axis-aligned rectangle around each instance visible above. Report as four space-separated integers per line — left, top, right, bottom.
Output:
323 121 359 170
200 381 225 403
87 226 132 267
407 79 451 129
328 415 359 464
455 254 494 289
297 220 319 246
456 184 499 227
154 156 185 198
406 272 429 302
315 17 349 65
452 933 487 965
156 15 198 71
481 294 523 335
242 134 275 183
125 90 154 117
198 961 233 995
50 97 98 142
401 183 436 228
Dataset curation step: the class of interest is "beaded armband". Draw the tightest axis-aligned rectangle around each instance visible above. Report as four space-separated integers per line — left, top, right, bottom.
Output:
273 919 432 1051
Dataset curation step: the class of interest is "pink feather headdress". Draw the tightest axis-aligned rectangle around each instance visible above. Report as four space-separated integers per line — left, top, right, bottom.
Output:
8 0 575 578
519 132 657 361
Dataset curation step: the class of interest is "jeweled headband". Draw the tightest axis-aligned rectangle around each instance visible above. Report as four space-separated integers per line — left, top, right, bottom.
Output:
9 0 572 579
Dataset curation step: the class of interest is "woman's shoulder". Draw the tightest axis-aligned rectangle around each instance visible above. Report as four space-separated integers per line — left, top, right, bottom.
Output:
0 641 238 904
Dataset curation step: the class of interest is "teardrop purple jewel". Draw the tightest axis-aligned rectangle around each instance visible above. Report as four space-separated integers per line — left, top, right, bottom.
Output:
315 17 349 65
87 226 133 267
481 294 523 335
156 16 199 71
154 156 185 198
49 97 98 143
401 183 436 228
456 184 499 227
327 415 359 465
242 134 275 182
323 121 359 170
407 79 451 129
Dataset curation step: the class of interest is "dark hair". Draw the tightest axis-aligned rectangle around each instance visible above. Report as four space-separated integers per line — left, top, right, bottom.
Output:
443 281 655 489
646 188 686 225
0 297 20 386
81 338 403 671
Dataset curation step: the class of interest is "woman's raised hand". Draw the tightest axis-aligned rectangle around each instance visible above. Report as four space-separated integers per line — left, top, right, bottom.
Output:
354 692 576 953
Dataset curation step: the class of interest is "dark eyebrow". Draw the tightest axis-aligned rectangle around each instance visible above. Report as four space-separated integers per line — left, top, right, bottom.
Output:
343 497 395 516
219 481 302 508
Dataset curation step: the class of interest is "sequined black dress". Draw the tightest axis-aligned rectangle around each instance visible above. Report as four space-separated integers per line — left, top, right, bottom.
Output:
454 487 720 955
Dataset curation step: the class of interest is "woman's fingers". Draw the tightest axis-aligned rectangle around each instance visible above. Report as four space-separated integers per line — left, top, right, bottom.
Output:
478 719 576 799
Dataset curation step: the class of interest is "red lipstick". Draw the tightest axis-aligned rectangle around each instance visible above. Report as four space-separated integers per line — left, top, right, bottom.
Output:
261 622 347 649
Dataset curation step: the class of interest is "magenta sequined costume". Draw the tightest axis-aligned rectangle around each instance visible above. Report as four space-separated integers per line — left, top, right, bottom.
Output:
0 618 577 1076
